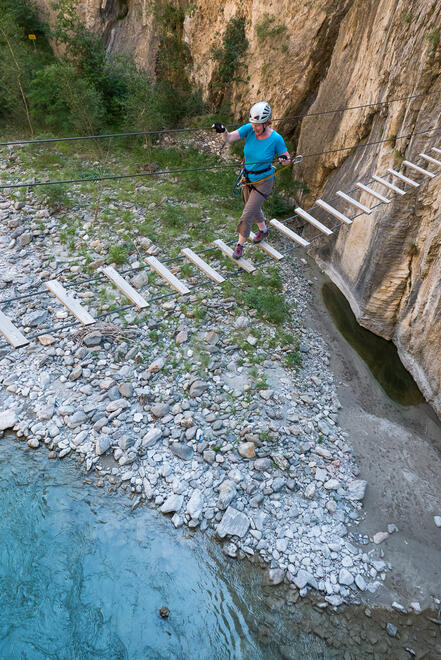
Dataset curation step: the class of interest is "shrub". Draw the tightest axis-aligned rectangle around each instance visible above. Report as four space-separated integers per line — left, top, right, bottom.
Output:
211 17 248 88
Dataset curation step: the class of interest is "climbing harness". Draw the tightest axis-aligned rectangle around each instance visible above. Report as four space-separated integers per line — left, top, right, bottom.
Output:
233 154 303 196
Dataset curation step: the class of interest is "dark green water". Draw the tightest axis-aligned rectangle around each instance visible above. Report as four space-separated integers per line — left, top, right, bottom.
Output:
321 282 424 406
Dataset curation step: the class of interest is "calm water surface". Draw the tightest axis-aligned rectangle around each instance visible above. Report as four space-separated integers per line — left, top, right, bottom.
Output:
321 282 424 406
0 438 271 660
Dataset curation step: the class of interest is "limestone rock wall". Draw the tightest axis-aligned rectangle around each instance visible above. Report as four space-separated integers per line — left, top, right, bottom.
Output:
34 0 441 415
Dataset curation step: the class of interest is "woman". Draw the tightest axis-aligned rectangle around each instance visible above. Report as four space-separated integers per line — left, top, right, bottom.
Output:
213 101 290 259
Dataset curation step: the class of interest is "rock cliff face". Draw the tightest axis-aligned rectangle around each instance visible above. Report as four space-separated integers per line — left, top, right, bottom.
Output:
35 0 441 415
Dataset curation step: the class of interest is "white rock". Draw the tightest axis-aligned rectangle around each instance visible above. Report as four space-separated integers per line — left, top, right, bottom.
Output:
324 479 339 490
373 531 389 544
0 410 17 431
142 427 162 447
216 507 250 539
187 489 203 520
161 494 184 514
338 568 354 586
434 516 441 528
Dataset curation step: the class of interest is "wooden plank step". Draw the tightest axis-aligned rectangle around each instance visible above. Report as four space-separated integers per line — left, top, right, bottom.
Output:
294 207 333 235
432 147 441 154
419 152 441 167
315 199 352 224
102 266 149 308
146 256 190 296
0 309 29 348
355 182 391 204
386 168 419 187
213 239 256 273
270 219 310 247
181 248 225 284
336 191 372 214
372 175 406 195
248 231 284 261
46 280 95 325
402 160 435 178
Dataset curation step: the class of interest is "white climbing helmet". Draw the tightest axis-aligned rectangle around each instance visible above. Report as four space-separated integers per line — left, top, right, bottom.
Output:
249 101 272 124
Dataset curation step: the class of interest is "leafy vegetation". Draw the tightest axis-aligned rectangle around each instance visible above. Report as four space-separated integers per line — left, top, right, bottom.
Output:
210 17 248 101
0 0 205 136
255 14 287 40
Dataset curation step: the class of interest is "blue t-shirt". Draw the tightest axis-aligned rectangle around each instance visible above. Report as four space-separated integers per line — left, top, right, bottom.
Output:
237 123 287 182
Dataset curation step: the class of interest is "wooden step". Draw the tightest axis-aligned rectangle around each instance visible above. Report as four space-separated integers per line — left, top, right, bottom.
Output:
372 175 406 195
402 160 435 178
386 168 420 187
336 191 372 214
294 207 333 235
419 152 441 167
101 266 149 308
46 280 95 325
248 231 284 261
315 199 352 224
213 239 256 273
145 256 190 296
355 182 391 204
0 309 29 348
270 219 310 247
432 147 441 154
181 248 225 284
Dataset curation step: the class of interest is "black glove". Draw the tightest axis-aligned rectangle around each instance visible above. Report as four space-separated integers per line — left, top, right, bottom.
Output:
212 122 226 133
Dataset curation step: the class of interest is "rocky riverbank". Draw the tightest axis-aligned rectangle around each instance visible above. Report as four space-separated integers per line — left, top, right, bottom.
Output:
1 193 387 607
0 143 439 622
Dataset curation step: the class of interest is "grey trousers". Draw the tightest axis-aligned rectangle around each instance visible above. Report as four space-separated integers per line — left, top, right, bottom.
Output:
236 177 274 238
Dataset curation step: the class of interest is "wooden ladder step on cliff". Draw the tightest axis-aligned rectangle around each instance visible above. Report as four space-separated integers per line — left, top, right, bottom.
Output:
315 199 352 224
248 231 284 261
101 266 149 309
402 160 435 178
372 175 406 195
181 248 225 284
145 256 190 296
45 280 95 325
269 219 310 247
355 183 391 204
386 168 420 188
294 207 333 235
213 239 256 273
336 191 372 214
420 153 441 167
0 309 29 348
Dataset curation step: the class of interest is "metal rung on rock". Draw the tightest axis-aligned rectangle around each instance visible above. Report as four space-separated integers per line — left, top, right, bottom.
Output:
402 160 435 178
432 147 441 154
146 256 190 296
315 199 352 224
46 280 95 325
181 248 225 284
101 266 149 308
294 207 333 235
248 232 284 261
355 183 391 204
270 219 310 246
386 168 419 187
0 309 29 348
420 153 441 167
336 191 372 214
213 239 256 273
372 175 406 195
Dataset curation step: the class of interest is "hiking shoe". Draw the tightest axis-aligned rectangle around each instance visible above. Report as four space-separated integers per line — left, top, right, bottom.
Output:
253 228 268 244
232 243 244 260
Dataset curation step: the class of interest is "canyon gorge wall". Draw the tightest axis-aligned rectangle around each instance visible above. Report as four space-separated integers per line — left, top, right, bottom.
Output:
34 0 441 415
